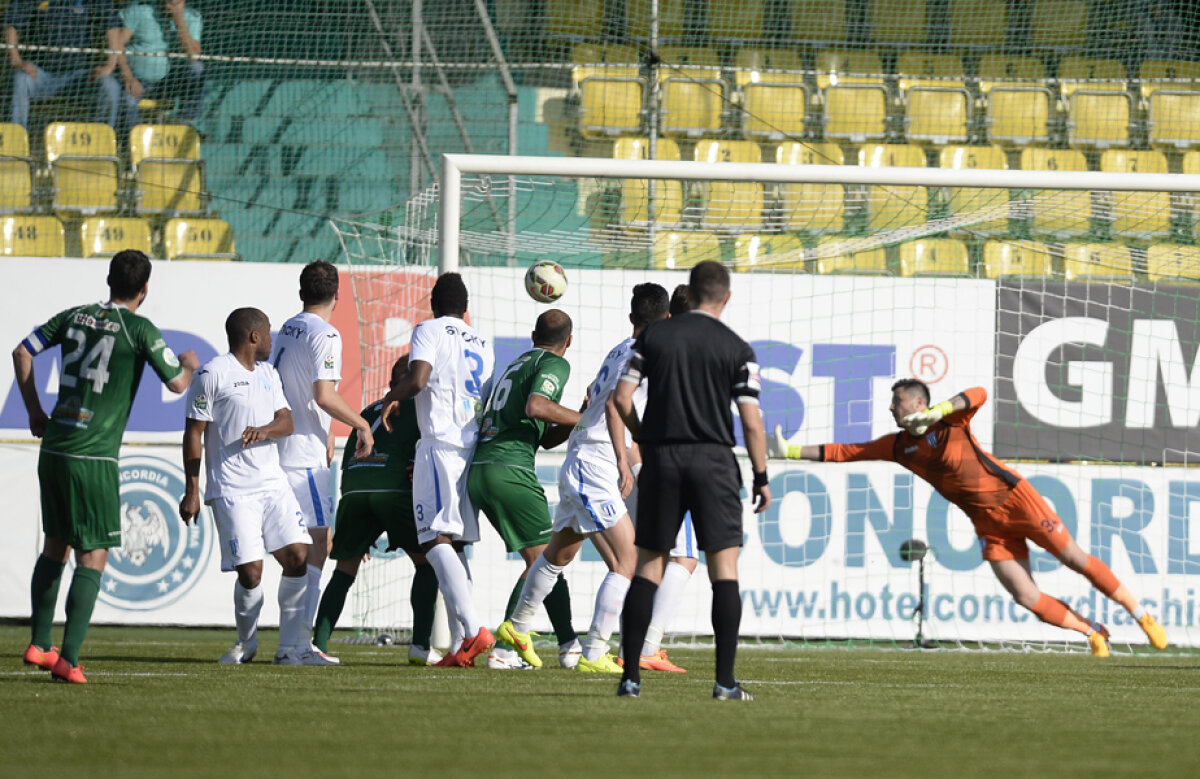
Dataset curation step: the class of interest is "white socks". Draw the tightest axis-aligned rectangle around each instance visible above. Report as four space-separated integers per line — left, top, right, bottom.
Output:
304 564 322 630
641 561 693 657
511 555 563 633
234 580 264 646
585 571 631 661
277 574 308 653
426 543 482 638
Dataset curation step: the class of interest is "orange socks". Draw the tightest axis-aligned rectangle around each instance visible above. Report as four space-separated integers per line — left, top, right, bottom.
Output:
1030 594 1092 635
1081 555 1140 612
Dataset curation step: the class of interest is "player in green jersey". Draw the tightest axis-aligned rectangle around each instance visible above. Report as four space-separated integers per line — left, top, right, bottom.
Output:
13 250 198 683
312 356 442 665
468 309 582 669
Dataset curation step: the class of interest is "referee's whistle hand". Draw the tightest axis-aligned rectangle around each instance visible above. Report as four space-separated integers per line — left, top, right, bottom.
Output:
752 485 771 514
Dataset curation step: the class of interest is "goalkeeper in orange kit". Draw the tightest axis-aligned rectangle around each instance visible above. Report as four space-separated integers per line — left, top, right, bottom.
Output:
770 379 1168 656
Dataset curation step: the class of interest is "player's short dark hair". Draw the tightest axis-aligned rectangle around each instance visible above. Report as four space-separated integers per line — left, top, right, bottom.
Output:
630 283 669 327
669 284 691 316
431 272 468 317
688 260 730 305
226 307 268 349
533 309 572 347
107 249 152 300
299 261 339 305
892 378 931 405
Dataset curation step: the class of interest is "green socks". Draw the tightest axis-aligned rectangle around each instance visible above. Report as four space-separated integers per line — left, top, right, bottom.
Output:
30 555 66 650
61 566 102 666
312 569 354 653
504 576 525 622
410 564 439 649
545 574 576 645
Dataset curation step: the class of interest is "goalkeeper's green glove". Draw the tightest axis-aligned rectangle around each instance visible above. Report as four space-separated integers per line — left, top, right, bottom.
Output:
901 400 954 435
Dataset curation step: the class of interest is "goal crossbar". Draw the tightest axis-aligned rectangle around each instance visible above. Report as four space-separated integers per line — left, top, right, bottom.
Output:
438 152 1200 271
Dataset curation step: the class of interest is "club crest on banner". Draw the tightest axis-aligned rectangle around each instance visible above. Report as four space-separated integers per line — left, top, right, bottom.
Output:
98 455 213 611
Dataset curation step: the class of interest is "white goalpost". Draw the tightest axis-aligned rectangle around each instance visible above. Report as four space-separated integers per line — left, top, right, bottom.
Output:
335 152 1200 653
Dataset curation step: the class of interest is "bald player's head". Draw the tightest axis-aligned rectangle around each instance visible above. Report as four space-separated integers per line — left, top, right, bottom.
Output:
532 309 573 348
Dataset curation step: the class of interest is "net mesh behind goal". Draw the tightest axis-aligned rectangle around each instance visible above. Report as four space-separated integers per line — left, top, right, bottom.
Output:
335 159 1200 652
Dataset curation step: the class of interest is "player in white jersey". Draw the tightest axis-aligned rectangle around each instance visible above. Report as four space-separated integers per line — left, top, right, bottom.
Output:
272 261 373 635
180 308 339 666
500 284 669 674
381 272 497 667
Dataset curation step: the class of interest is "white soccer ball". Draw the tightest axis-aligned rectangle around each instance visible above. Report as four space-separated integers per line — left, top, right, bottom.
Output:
525 261 568 303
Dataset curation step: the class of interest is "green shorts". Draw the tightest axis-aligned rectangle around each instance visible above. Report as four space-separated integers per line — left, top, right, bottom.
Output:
38 451 121 550
467 463 551 553
330 491 419 560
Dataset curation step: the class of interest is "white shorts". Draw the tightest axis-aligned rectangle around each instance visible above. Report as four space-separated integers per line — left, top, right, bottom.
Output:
628 481 698 559
413 439 479 545
209 484 311 572
285 466 334 530
554 450 628 535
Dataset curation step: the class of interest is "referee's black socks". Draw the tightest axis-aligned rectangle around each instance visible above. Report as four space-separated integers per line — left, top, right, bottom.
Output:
619 575 658 685
712 579 742 689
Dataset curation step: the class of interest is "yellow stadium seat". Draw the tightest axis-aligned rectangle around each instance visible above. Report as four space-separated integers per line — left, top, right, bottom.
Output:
652 230 722 270
0 215 65 257
950 0 1007 46
1062 242 1133 280
626 0 685 39
571 44 640 82
986 87 1053 146
573 46 644 139
1018 148 1091 237
980 240 1055 278
743 81 807 141
859 144 928 232
906 88 970 144
1057 57 1126 98
824 85 888 143
896 52 965 92
791 0 847 42
79 216 153 258
1146 245 1200 282
547 0 604 39
732 233 806 272
778 142 844 234
708 0 763 40
659 47 724 138
129 124 204 215
939 145 1009 234
1184 151 1200 174
44 122 119 214
734 49 804 87
977 55 1046 94
0 123 33 213
695 140 763 228
1067 91 1131 148
814 236 888 274
1148 92 1200 149
163 217 236 260
1098 150 1170 239
898 238 970 276
815 49 884 90
1032 1 1088 47
614 138 683 225
1139 60 1200 99
871 0 925 43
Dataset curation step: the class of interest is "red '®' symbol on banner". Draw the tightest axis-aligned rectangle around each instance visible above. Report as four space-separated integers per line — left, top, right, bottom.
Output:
909 345 948 384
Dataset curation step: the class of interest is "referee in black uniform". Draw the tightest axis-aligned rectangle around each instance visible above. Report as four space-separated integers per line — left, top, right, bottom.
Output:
612 261 770 700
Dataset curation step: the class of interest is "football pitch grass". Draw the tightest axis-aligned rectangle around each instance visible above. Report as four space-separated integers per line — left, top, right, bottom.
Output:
4 625 1198 778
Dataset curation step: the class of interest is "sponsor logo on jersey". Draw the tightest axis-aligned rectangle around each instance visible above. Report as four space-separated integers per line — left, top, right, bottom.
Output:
162 347 179 368
192 394 208 411
98 455 213 611
540 376 559 396
52 396 92 428
324 356 335 369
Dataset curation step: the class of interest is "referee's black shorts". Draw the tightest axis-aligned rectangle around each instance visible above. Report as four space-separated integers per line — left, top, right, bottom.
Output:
635 442 744 553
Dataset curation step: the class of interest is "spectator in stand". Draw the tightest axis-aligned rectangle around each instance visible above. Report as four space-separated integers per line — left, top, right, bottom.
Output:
117 0 204 127
5 0 125 129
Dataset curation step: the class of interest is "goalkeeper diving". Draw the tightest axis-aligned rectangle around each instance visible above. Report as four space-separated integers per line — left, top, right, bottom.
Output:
768 380 1168 656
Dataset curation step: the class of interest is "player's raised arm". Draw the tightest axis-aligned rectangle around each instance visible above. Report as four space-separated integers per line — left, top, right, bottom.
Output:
11 342 48 438
166 350 200 394
899 387 980 434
